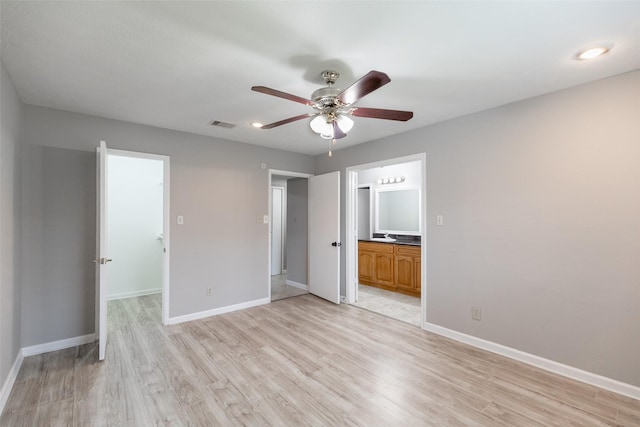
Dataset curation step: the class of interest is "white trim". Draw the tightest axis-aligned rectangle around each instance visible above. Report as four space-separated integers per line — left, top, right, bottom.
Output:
166 298 270 325
108 288 161 301
285 280 309 291
424 322 640 401
0 351 24 414
269 169 314 179
22 333 97 357
161 155 171 326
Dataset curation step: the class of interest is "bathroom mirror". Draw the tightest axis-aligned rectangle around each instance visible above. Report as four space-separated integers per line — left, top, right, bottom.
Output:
375 187 421 235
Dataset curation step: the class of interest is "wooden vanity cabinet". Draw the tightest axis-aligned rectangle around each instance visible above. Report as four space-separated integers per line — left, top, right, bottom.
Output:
358 241 421 297
357 248 375 283
394 245 421 294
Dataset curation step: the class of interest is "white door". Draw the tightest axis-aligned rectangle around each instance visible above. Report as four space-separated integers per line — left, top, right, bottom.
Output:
271 187 284 275
96 140 111 361
308 171 341 304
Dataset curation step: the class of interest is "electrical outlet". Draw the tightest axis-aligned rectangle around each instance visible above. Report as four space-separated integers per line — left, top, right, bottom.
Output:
471 306 482 321
206 288 212 296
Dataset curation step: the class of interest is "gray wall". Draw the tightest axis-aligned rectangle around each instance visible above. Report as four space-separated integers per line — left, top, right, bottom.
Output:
21 146 96 345
0 59 23 388
20 105 315 342
316 70 640 387
286 178 308 285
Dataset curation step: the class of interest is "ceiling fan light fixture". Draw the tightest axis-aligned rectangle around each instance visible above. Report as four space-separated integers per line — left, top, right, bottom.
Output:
336 115 354 133
310 115 333 135
252 69 413 157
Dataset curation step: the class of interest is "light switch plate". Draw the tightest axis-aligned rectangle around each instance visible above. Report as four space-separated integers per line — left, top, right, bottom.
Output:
177 215 184 225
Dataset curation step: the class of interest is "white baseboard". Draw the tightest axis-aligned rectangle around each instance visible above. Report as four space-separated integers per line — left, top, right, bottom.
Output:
285 280 308 291
108 288 161 301
0 350 24 415
1 333 97 414
166 297 270 325
423 322 640 401
22 333 97 357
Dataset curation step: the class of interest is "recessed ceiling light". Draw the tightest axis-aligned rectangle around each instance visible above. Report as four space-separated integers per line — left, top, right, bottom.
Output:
251 122 264 128
574 45 612 60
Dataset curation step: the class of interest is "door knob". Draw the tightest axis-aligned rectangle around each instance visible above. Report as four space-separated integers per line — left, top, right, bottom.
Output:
331 242 342 247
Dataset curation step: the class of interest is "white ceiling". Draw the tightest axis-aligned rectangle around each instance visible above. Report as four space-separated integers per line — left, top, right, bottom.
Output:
2 1 639 155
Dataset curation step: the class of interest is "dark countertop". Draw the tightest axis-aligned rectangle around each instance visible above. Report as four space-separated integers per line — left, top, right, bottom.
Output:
358 239 421 247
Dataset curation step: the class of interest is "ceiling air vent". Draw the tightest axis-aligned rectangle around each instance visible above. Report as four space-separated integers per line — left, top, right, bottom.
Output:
209 120 236 129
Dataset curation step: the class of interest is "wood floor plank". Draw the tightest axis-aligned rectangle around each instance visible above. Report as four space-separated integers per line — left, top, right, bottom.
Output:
2 293 639 426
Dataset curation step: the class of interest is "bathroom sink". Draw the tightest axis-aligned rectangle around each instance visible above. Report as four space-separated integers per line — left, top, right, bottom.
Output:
370 237 396 242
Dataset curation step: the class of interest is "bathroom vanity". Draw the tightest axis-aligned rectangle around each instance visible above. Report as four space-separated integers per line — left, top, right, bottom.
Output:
358 240 421 297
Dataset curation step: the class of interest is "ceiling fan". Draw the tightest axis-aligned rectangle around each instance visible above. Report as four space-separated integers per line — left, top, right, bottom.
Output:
251 70 413 155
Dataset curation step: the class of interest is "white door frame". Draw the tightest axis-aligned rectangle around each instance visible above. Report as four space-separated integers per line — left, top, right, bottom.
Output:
268 169 313 301
96 148 171 330
345 153 427 327
270 186 285 275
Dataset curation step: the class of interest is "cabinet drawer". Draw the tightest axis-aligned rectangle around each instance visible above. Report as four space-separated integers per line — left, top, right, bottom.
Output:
395 245 420 257
359 241 394 253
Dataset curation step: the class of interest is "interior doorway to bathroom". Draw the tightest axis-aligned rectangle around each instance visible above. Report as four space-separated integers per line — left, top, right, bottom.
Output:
346 154 426 327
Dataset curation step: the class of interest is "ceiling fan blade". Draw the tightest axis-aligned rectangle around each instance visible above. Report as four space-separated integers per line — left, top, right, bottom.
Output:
251 86 315 106
350 107 413 121
332 121 347 139
260 113 316 129
337 70 391 105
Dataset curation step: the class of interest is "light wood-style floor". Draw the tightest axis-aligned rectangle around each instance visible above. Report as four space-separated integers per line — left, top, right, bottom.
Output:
2 294 639 426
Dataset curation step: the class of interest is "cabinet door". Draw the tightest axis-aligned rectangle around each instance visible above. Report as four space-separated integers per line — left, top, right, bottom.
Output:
395 254 415 291
358 250 375 283
375 252 394 287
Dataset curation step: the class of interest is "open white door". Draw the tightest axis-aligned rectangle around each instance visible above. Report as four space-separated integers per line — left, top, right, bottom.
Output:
308 171 340 304
96 140 111 361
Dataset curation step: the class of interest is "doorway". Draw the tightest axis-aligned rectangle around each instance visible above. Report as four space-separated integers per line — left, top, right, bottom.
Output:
269 170 313 301
96 145 170 360
345 154 427 327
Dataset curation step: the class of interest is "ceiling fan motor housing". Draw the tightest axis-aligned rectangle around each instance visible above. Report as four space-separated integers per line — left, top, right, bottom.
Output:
311 87 343 110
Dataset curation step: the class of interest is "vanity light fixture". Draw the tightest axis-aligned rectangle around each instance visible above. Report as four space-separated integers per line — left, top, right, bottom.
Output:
378 176 405 185
574 45 612 60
